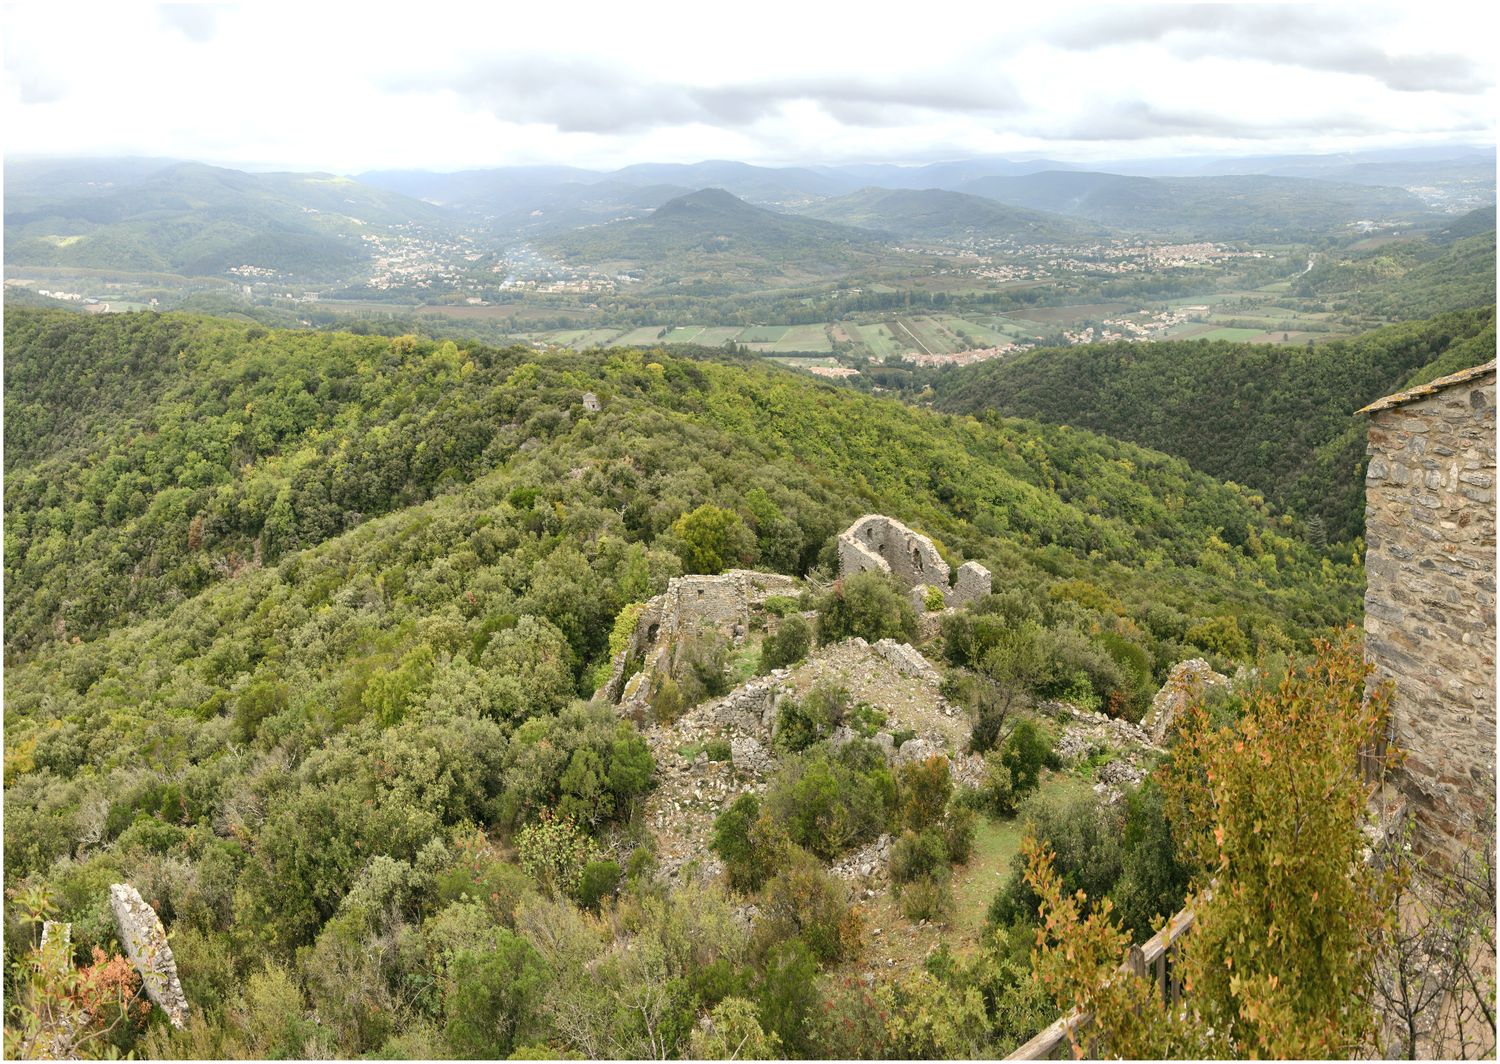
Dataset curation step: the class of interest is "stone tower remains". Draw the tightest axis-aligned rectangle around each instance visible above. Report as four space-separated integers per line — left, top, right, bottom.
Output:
1360 360 1496 861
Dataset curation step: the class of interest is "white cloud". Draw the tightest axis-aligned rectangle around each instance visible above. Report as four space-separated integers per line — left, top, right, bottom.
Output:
1 1 1494 171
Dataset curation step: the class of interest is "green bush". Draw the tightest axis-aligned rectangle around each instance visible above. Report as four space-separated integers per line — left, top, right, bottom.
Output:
711 794 782 893
760 614 812 673
890 829 948 886
999 717 1055 795
898 875 952 922
668 504 756 575
942 803 977 865
763 746 894 859
576 859 622 912
815 571 918 646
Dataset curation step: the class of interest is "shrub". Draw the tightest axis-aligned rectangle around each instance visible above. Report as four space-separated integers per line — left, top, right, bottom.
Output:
753 850 861 963
942 803 976 865
898 755 952 832
575 859 622 912
762 595 799 617
889 829 948 886
443 931 546 1058
898 875 952 922
763 749 892 859
815 571 918 645
712 794 784 893
668 504 756 575
999 717 1054 795
988 787 1123 927
923 586 946 612
516 813 594 899
759 615 811 673
772 681 848 753
1184 614 1250 661
979 754 1017 816
688 996 783 1060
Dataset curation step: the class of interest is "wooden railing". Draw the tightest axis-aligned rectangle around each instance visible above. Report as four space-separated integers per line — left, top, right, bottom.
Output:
1006 904 1197 1060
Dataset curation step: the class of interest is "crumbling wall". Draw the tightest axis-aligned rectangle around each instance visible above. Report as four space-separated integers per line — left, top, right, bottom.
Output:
109 883 189 1029
836 514 992 607
600 569 799 705
1141 659 1230 745
1362 364 1496 862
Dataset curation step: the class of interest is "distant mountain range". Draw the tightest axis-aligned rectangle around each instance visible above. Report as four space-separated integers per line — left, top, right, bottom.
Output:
955 171 1431 237
4 159 447 278
4 147 1492 282
791 186 1097 242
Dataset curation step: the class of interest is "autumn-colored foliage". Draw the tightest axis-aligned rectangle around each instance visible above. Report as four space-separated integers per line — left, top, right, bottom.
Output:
1025 629 1400 1058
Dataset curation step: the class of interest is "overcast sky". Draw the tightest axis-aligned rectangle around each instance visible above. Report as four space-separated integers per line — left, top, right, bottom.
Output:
3 1 1495 173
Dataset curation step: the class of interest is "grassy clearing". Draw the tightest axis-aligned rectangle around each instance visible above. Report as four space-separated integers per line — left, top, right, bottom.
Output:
951 814 1024 933
663 326 707 344
765 323 833 352
1200 326 1265 341
695 327 746 346
853 321 902 359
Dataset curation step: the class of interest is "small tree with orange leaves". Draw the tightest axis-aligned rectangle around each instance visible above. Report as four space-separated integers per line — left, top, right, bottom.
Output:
4 885 150 1059
1025 628 1400 1058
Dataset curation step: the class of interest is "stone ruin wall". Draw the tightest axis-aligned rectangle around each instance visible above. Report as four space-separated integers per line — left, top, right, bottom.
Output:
837 514 992 607
601 569 799 704
1363 367 1496 862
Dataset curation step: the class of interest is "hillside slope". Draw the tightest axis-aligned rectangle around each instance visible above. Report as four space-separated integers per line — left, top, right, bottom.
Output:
4 161 453 279
931 308 1496 541
959 170 1431 237
3 308 1372 1059
795 186 1093 242
541 187 887 279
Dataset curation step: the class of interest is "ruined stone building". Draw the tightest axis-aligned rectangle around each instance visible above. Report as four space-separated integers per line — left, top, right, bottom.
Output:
1360 360 1496 860
837 514 992 608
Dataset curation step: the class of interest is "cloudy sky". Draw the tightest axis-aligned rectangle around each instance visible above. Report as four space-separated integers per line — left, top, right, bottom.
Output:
3 1 1495 172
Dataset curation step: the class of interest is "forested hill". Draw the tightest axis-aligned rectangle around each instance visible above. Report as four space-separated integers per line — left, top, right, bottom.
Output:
4 309 1357 662
931 308 1496 543
3 308 1370 1058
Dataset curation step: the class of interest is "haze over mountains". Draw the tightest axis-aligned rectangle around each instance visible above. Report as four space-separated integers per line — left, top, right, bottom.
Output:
5 145 1492 285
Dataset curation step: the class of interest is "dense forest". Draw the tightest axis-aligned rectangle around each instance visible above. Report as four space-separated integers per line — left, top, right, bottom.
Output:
3 308 1389 1058
929 307 1496 543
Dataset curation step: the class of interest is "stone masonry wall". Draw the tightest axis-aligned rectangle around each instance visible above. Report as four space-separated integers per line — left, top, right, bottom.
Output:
1363 367 1496 861
837 514 992 607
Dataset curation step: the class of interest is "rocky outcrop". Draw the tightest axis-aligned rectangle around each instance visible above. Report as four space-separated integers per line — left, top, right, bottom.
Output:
1141 659 1230 744
638 639 973 883
836 515 991 608
109 883 189 1029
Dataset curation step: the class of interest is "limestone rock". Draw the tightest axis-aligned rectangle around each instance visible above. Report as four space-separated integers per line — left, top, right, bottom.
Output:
109 883 189 1029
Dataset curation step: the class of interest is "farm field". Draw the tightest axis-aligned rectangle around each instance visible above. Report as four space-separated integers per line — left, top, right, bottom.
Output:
614 325 673 345
851 321 903 359
759 323 833 352
771 355 840 368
